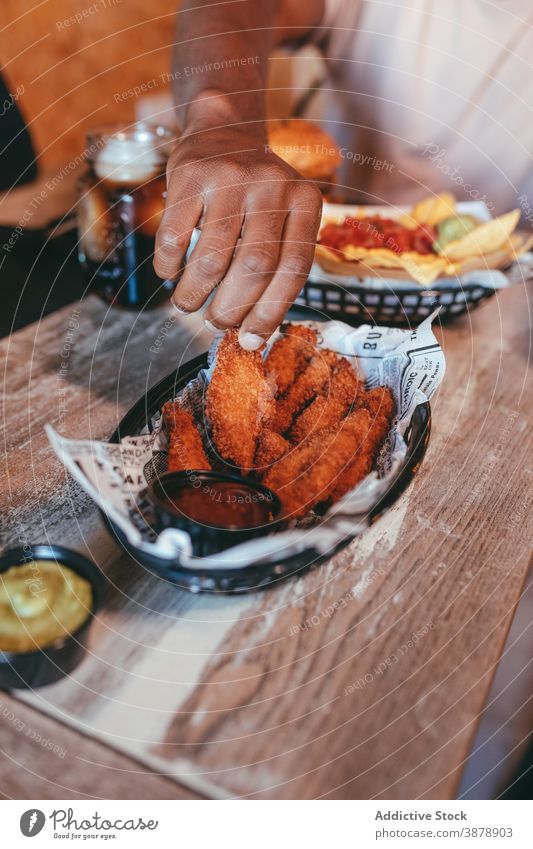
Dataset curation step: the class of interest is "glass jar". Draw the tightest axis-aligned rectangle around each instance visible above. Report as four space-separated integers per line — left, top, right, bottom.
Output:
77 123 177 309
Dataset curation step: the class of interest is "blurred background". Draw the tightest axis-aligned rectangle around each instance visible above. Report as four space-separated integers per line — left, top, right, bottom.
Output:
1 0 327 332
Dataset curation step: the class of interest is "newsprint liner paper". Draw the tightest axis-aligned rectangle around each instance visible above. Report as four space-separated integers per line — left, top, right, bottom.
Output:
47 314 445 571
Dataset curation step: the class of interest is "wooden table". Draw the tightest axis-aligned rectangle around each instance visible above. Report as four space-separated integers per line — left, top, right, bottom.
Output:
1 286 532 800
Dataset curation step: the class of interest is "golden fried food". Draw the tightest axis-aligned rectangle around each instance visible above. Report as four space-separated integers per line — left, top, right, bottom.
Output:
326 386 395 504
289 357 361 443
206 329 274 472
357 386 395 423
270 349 338 435
162 401 211 472
265 324 318 397
254 429 289 475
264 408 374 519
167 324 395 522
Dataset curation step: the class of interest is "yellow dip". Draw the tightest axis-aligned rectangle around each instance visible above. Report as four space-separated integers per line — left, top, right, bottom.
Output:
0 561 93 653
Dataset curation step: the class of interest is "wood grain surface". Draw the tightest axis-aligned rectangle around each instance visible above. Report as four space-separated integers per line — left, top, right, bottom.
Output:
1 286 532 799
0 692 200 800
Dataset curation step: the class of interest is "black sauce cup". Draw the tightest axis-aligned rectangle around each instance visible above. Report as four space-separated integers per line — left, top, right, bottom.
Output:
0 545 105 690
147 471 283 558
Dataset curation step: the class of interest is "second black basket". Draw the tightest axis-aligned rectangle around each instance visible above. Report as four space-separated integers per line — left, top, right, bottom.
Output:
297 278 496 327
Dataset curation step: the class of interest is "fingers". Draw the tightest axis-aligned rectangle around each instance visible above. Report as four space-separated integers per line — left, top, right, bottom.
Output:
170 195 244 313
204 204 288 329
155 140 321 338
153 179 203 282
238 186 322 348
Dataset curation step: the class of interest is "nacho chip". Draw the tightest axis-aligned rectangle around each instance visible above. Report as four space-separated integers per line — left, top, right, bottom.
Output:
315 243 344 264
411 192 456 227
343 246 403 267
393 252 448 285
510 231 533 256
340 245 447 284
397 214 419 230
441 209 521 261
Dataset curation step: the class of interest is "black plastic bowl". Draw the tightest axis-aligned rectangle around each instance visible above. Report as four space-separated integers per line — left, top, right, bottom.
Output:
0 544 105 690
147 470 283 557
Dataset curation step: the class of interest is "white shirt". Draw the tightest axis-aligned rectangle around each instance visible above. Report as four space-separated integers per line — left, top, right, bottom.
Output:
315 0 533 215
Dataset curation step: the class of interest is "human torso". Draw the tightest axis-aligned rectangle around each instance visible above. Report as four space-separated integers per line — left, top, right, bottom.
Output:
317 0 533 214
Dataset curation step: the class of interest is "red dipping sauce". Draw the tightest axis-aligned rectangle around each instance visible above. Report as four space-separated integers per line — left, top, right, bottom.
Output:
159 479 276 530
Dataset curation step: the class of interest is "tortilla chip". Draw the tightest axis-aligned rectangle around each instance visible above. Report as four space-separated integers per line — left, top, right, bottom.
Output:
442 209 521 261
397 214 419 230
511 231 533 256
411 192 456 227
315 243 344 264
343 246 401 267
393 252 448 285
340 245 447 284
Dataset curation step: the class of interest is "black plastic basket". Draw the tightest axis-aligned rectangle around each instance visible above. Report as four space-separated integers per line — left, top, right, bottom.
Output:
101 353 431 593
297 278 496 327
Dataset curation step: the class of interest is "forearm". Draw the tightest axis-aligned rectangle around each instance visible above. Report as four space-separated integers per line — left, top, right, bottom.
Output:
172 0 317 134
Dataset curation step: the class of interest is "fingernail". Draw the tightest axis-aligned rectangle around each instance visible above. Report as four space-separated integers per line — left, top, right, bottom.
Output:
172 301 190 315
239 331 264 351
204 318 221 333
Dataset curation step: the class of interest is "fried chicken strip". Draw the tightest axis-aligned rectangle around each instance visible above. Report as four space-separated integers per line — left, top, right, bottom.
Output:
289 357 362 443
357 386 395 422
265 324 318 397
162 401 211 472
270 349 338 435
254 429 290 475
326 386 395 504
263 408 373 519
206 329 274 472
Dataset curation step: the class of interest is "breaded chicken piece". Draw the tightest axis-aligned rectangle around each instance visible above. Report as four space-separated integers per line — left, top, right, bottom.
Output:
357 386 395 423
270 349 338 435
326 386 395 504
206 329 274 472
289 357 361 443
162 401 211 472
254 429 289 475
265 324 318 397
263 408 373 518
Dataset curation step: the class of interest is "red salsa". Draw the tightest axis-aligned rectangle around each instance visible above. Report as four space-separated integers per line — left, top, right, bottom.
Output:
159 480 276 529
319 215 437 255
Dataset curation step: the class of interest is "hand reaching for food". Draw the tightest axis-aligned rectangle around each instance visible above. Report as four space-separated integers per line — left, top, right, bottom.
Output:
153 126 322 350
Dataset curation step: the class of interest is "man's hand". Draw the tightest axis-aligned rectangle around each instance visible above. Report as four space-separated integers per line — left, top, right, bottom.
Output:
153 124 322 349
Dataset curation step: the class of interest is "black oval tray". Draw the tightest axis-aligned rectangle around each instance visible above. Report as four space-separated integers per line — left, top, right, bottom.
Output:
103 353 431 593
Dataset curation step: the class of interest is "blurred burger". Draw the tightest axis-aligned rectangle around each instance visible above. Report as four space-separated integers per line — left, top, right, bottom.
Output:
267 119 341 186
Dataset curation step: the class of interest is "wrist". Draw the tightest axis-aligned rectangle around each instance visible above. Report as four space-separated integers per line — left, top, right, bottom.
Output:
182 89 267 141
